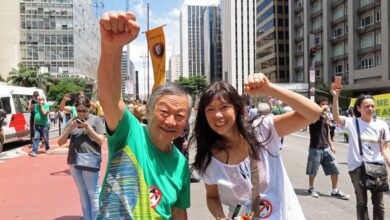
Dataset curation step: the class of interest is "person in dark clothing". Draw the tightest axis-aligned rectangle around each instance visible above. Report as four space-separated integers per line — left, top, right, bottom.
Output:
306 97 349 200
173 123 199 183
28 91 39 142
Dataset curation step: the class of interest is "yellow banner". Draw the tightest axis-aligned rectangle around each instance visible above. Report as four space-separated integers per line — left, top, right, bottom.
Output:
146 27 166 93
349 93 390 118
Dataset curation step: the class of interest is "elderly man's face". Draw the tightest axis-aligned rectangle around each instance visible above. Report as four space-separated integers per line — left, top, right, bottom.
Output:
147 94 189 149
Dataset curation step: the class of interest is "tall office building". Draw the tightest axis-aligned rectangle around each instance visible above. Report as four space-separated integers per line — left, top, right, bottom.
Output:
121 51 135 97
169 55 181 82
180 4 209 78
0 0 100 81
289 0 390 94
255 0 289 83
204 5 222 83
221 0 256 94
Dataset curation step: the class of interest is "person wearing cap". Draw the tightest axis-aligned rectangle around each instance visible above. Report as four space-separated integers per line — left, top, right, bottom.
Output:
28 95 50 157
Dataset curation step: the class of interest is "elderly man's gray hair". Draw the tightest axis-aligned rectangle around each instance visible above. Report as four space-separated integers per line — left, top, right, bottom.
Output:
147 83 193 116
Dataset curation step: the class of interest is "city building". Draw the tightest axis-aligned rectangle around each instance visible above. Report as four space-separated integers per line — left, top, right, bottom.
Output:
180 4 209 78
169 54 181 82
255 0 289 83
204 5 223 83
289 0 390 94
0 0 100 81
221 0 256 94
121 50 135 98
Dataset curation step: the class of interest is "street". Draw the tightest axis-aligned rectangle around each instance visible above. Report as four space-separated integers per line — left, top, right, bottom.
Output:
0 130 389 219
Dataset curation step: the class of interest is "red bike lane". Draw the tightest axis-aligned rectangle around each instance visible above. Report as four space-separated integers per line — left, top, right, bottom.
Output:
0 138 108 220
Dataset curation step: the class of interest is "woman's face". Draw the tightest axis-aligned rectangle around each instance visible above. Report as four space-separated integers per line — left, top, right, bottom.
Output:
357 98 375 120
205 97 237 137
76 104 90 120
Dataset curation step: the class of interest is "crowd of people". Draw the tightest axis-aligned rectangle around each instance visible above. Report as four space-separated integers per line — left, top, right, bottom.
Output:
23 10 390 220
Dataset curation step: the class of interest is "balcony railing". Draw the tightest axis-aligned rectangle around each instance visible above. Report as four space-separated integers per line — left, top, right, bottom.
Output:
295 50 304 56
357 22 380 35
311 10 323 19
357 0 380 15
295 5 303 14
330 34 347 44
330 14 347 27
331 53 348 63
311 26 323 34
358 44 381 56
295 35 304 42
295 21 304 28
331 0 346 9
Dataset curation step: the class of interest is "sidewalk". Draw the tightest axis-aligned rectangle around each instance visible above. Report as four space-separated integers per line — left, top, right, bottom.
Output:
0 138 109 220
0 138 212 219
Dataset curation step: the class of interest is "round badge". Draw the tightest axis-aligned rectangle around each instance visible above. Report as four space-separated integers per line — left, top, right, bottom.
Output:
153 43 164 57
149 186 162 208
258 199 272 218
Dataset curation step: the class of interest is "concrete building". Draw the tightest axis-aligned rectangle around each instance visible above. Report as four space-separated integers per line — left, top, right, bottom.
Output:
221 0 256 94
204 5 222 83
169 54 181 82
180 4 208 78
0 0 100 81
289 0 390 94
121 51 135 97
255 0 289 83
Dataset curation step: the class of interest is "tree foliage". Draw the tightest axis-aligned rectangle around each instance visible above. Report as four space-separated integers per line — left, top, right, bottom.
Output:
47 78 86 104
7 63 53 91
174 75 208 100
316 82 353 110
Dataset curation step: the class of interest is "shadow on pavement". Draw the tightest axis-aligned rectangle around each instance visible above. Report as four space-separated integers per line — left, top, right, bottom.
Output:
50 169 71 176
294 188 331 198
53 216 82 220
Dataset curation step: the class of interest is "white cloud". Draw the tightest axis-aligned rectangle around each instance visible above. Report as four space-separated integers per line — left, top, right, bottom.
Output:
169 8 181 17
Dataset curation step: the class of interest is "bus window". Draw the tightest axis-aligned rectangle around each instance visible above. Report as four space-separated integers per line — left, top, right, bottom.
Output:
12 95 23 113
19 95 32 113
0 97 12 114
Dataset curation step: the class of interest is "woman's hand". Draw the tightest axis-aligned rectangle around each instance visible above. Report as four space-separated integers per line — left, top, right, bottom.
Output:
244 73 271 96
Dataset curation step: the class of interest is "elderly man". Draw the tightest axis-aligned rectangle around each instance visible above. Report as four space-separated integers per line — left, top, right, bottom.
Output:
97 12 192 220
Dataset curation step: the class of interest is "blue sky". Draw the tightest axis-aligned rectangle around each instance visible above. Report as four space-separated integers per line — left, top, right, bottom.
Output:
98 0 219 97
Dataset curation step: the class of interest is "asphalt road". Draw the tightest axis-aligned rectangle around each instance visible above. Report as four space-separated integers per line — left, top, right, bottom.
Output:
187 130 390 220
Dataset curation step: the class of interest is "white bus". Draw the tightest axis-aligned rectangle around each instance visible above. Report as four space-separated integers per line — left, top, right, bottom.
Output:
0 85 46 153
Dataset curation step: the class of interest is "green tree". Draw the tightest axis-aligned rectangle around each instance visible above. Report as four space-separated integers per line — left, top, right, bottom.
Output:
175 75 208 100
7 63 53 91
316 82 353 111
47 78 86 104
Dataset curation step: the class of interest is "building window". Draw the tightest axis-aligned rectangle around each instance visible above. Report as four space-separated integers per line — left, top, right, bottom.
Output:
334 27 343 37
361 57 373 69
375 32 381 45
375 55 381 66
361 15 372 27
376 11 381 22
334 64 343 74
334 44 344 56
361 34 373 48
315 35 321 45
297 43 303 52
360 0 373 7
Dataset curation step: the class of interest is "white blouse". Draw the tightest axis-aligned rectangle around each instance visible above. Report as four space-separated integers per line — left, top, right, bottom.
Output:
200 116 305 219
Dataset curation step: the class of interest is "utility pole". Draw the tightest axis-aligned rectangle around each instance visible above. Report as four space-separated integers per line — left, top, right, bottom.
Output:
126 0 131 97
308 34 316 102
147 1 150 98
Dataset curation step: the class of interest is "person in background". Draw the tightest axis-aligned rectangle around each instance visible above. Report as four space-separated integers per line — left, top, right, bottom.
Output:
28 95 50 157
332 86 390 220
58 96 105 220
247 104 258 121
306 97 349 199
191 75 322 219
92 100 105 125
28 91 39 143
60 92 78 123
97 11 191 219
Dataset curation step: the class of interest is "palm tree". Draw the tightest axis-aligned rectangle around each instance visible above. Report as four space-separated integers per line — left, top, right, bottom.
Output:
7 63 53 91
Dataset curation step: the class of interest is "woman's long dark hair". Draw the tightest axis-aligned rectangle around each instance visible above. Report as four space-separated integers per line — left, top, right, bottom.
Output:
353 94 374 118
191 81 264 174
